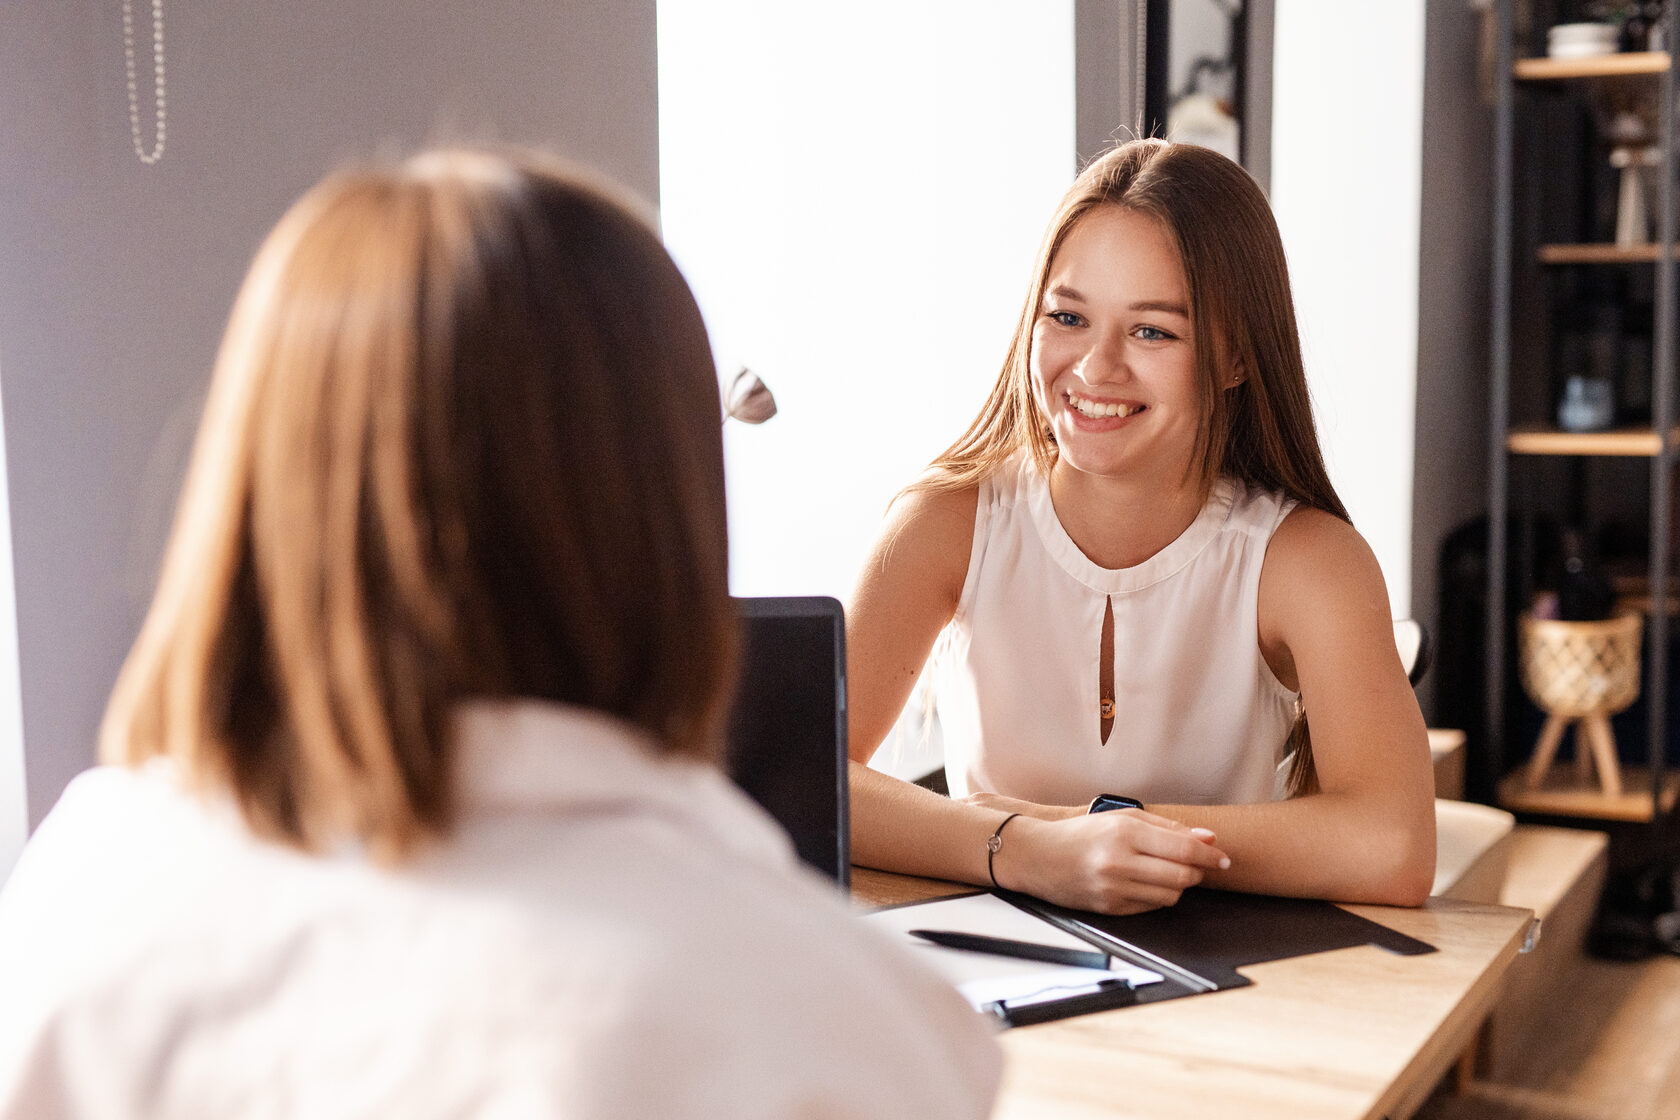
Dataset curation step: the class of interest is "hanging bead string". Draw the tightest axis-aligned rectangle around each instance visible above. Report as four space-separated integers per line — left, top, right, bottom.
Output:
122 0 166 165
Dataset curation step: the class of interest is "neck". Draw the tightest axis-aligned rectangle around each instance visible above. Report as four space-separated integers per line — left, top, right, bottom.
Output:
1047 460 1211 570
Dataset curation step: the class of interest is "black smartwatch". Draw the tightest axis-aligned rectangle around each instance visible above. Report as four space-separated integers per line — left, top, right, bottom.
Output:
1088 793 1144 814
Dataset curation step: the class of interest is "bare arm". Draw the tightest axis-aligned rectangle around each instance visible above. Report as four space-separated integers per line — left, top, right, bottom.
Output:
846 484 1228 912
845 483 1002 884
1142 508 1438 906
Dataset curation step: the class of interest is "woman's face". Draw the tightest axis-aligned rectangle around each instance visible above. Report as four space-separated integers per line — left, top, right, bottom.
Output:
1030 205 1205 488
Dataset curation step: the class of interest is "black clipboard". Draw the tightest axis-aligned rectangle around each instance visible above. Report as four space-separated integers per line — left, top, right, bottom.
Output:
993 886 1437 1016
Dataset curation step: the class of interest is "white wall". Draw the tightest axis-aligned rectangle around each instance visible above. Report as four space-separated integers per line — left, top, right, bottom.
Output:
658 1 1077 603
1269 1 1427 619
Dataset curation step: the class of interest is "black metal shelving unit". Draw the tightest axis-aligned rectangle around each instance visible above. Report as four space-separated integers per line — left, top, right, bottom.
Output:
1485 0 1679 828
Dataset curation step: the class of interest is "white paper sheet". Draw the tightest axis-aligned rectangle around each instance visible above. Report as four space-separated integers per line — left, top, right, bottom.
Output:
863 892 1163 1012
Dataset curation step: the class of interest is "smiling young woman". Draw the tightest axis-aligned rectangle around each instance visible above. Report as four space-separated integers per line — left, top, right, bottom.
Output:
845 139 1435 916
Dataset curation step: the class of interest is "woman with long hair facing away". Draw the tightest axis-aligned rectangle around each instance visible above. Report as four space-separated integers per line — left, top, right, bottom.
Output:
0 149 999 1118
847 139 1435 914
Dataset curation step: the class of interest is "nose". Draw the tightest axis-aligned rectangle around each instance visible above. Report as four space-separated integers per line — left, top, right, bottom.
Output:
1073 325 1129 385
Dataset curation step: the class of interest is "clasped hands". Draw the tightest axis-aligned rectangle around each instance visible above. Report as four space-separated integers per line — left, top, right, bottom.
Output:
963 791 1230 915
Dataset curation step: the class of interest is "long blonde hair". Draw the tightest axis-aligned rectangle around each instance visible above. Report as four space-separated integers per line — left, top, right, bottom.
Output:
927 139 1347 795
101 150 738 859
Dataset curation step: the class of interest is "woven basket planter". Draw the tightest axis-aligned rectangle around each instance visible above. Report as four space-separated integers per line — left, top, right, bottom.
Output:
1517 611 1643 719
1517 611 1643 797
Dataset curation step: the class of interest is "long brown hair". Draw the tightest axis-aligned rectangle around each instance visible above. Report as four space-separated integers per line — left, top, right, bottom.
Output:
926 139 1346 795
101 149 738 859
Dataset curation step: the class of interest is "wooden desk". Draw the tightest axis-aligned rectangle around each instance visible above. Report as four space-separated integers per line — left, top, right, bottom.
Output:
853 868 1535 1120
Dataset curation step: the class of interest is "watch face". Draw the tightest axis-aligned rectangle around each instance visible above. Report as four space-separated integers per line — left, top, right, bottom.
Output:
1089 794 1144 814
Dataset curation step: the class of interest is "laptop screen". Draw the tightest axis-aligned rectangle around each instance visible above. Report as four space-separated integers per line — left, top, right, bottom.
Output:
723 596 850 888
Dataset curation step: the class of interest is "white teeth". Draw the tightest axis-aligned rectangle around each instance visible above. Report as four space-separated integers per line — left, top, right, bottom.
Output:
1068 394 1138 420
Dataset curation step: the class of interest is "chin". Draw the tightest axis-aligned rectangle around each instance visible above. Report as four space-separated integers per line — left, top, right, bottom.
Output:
1055 450 1133 482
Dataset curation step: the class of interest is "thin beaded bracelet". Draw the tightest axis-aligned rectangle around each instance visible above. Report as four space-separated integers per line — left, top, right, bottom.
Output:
986 812 1021 889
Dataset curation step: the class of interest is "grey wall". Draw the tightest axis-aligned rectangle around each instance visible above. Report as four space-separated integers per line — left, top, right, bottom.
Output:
1075 0 1140 168
1074 0 1271 188
1412 0 1495 720
1243 0 1272 195
0 1 658 825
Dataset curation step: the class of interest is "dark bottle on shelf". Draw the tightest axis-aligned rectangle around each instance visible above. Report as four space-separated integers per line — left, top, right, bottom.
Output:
1555 526 1617 621
1617 311 1652 425
1620 1 1668 52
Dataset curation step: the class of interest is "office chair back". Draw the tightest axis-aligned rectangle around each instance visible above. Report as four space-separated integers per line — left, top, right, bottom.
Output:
1394 619 1431 688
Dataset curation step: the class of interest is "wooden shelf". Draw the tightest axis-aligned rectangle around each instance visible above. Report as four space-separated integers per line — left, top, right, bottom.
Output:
1506 426 1672 455
1515 51 1670 80
1499 766 1680 822
1609 571 1680 616
1538 243 1680 263
1614 592 1680 616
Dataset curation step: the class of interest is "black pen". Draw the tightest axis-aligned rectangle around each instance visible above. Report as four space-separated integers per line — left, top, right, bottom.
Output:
909 929 1112 970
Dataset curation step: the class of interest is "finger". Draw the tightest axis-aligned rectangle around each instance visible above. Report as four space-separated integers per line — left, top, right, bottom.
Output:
1117 853 1207 894
1091 872 1189 912
1125 811 1224 851
1126 815 1227 859
1127 808 1194 831
1125 821 1231 870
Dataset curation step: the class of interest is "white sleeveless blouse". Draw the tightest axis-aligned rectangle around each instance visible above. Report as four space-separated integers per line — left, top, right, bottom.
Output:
935 453 1300 807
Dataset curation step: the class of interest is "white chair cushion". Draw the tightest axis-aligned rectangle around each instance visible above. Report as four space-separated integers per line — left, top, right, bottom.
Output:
1433 798 1516 903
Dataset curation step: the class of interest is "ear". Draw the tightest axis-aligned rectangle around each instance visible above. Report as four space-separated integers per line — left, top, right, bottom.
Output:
1225 358 1246 390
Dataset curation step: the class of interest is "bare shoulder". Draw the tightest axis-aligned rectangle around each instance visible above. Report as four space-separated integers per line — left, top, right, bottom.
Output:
859 480 980 607
1258 506 1396 685
846 479 982 759
884 478 980 537
1262 505 1386 598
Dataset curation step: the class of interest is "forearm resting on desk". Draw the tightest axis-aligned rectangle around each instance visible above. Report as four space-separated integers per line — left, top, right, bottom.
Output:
1143 792 1437 907
849 762 1231 915
966 784 1437 907
849 762 1001 886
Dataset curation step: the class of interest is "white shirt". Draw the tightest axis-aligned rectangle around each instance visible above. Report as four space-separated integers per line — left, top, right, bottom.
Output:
0 700 1000 1119
938 453 1300 806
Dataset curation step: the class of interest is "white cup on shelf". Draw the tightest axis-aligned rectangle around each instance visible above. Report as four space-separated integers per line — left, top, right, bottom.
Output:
1546 22 1621 59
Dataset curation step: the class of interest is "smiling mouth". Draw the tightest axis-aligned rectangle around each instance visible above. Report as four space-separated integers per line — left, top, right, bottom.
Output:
1067 391 1144 420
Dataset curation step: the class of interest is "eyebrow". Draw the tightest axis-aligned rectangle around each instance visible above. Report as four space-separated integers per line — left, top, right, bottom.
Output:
1044 285 1190 318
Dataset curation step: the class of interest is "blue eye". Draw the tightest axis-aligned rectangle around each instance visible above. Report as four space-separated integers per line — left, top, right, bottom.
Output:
1134 325 1175 342
1047 310 1083 327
